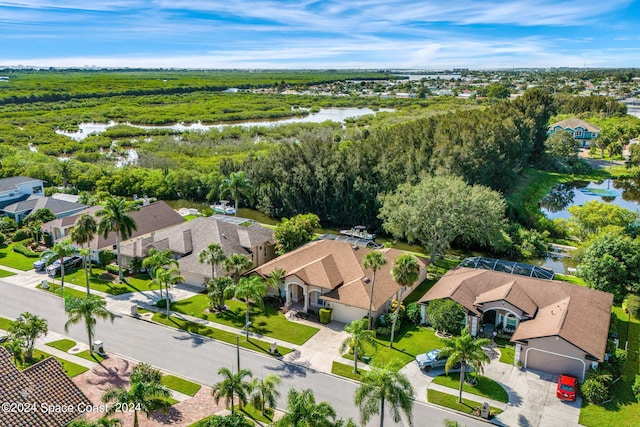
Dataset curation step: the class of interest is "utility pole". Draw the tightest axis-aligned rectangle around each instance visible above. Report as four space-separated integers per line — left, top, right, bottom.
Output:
236 336 240 373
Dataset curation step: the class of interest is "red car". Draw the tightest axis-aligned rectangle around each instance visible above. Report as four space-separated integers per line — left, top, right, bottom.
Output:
556 374 578 401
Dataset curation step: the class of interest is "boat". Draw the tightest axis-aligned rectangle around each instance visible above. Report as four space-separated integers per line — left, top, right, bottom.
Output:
210 200 236 215
339 225 376 240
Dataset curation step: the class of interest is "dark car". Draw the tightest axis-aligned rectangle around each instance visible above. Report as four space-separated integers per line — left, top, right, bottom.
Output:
0 335 8 343
46 256 83 277
556 374 578 401
416 349 459 371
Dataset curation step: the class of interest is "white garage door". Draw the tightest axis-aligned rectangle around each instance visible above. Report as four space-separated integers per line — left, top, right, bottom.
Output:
525 348 586 380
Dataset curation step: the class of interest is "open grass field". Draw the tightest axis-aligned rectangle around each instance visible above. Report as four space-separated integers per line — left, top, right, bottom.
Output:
171 295 319 345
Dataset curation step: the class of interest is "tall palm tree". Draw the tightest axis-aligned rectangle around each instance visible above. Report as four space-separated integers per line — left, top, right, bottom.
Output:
363 250 387 330
276 388 337 427
97 196 140 282
389 254 420 348
78 247 92 296
354 366 414 427
71 213 98 276
206 276 234 312
198 242 226 281
340 319 377 374
102 365 171 427
266 267 287 302
27 220 42 244
219 171 252 216
41 238 75 297
440 328 491 403
224 275 267 327
222 253 254 284
250 374 281 416
8 312 48 361
64 295 115 355
142 248 178 301
211 367 253 414
151 267 184 317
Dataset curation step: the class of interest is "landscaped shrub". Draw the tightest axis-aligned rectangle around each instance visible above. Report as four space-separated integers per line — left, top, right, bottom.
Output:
191 413 252 427
319 308 332 324
105 264 120 275
405 302 422 325
608 348 627 377
12 243 40 258
0 233 5 246
632 374 640 401
12 228 31 242
626 295 640 320
99 249 114 266
0 217 18 234
426 299 466 335
581 378 610 404
156 299 169 309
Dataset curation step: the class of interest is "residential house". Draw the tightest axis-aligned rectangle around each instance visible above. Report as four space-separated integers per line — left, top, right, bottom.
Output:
548 118 601 148
252 239 428 324
420 259 613 380
0 347 91 427
3 195 88 223
119 214 275 286
0 176 44 213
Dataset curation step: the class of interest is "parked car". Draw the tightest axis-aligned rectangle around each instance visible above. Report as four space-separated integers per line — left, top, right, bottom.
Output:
416 349 460 371
556 374 578 401
46 256 83 277
0 335 8 343
33 253 55 271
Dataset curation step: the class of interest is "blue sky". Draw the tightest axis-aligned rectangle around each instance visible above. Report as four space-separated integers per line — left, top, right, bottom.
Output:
1 0 639 69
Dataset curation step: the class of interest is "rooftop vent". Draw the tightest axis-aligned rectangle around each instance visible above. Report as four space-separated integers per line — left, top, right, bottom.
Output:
363 277 371 283
352 245 359 250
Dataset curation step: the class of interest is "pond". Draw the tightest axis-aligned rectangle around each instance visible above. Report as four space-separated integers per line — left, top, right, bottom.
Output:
540 178 640 220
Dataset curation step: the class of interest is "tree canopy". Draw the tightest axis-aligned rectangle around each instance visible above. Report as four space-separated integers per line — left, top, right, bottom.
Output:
274 213 320 255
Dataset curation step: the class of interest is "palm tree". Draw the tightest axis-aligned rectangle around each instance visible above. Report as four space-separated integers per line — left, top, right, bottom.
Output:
354 366 414 427
71 213 98 276
64 295 115 355
206 276 234 312
211 367 253 414
68 418 123 427
198 242 226 281
340 319 377 374
389 254 420 348
363 250 387 330
8 312 47 361
78 247 92 296
276 388 337 427
440 328 491 403
250 374 281 417
222 253 254 284
224 275 267 327
27 220 42 244
153 267 184 316
142 248 178 301
266 267 287 303
41 238 75 297
96 196 140 282
219 171 252 216
102 365 171 427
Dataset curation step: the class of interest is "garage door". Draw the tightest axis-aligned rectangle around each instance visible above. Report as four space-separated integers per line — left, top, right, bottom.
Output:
525 348 585 380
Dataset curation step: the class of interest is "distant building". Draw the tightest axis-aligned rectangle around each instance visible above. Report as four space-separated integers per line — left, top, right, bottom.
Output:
3 196 87 223
0 176 44 213
548 118 601 148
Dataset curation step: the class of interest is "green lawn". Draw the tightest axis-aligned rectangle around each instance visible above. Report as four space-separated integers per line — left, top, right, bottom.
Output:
37 282 100 300
9 349 89 378
555 274 588 287
432 373 509 403
184 215 199 221
235 402 274 424
46 339 77 352
0 268 16 277
579 305 640 427
331 361 363 381
171 295 319 345
0 316 14 330
75 349 105 363
344 324 444 372
494 337 515 365
64 268 153 295
151 312 293 356
0 243 39 270
161 374 201 396
427 389 503 418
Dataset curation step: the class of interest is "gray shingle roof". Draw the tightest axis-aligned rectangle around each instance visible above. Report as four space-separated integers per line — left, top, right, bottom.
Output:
3 195 87 215
0 176 41 193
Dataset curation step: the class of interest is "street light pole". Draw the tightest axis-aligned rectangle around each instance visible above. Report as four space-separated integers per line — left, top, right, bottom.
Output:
236 336 240 373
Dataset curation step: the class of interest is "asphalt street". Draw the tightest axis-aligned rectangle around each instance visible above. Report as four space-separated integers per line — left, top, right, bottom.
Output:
0 280 484 426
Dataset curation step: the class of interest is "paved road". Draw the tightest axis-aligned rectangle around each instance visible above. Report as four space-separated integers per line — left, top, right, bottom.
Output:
0 280 484 426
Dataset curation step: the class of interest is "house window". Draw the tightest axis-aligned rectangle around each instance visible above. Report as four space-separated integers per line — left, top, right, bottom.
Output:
264 245 267 257
32 186 42 194
575 129 583 137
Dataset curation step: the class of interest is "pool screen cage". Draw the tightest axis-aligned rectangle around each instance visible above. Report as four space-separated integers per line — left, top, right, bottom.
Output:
459 256 555 280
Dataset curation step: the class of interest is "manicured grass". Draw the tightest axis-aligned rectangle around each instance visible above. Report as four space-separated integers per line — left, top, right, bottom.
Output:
331 361 363 381
64 268 153 295
0 268 16 277
432 372 509 403
555 274 588 287
579 305 640 427
184 215 199 221
344 324 444 372
12 349 88 378
75 349 105 363
403 257 461 305
46 339 77 352
150 312 292 356
161 374 201 397
171 295 319 345
493 337 515 365
37 282 100 300
0 243 38 270
427 389 503 417
236 402 274 424
0 316 13 330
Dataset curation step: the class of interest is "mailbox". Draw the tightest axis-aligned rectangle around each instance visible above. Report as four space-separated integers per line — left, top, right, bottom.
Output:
480 402 490 419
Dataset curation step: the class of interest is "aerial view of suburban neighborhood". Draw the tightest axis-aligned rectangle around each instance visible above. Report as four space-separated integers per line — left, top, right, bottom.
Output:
1 2 640 427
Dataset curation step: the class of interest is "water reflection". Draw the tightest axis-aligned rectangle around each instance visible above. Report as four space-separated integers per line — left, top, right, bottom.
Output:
539 183 576 213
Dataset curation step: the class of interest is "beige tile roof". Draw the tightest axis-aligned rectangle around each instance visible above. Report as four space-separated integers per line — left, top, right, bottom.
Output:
253 240 427 310
420 267 614 360
0 347 91 427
